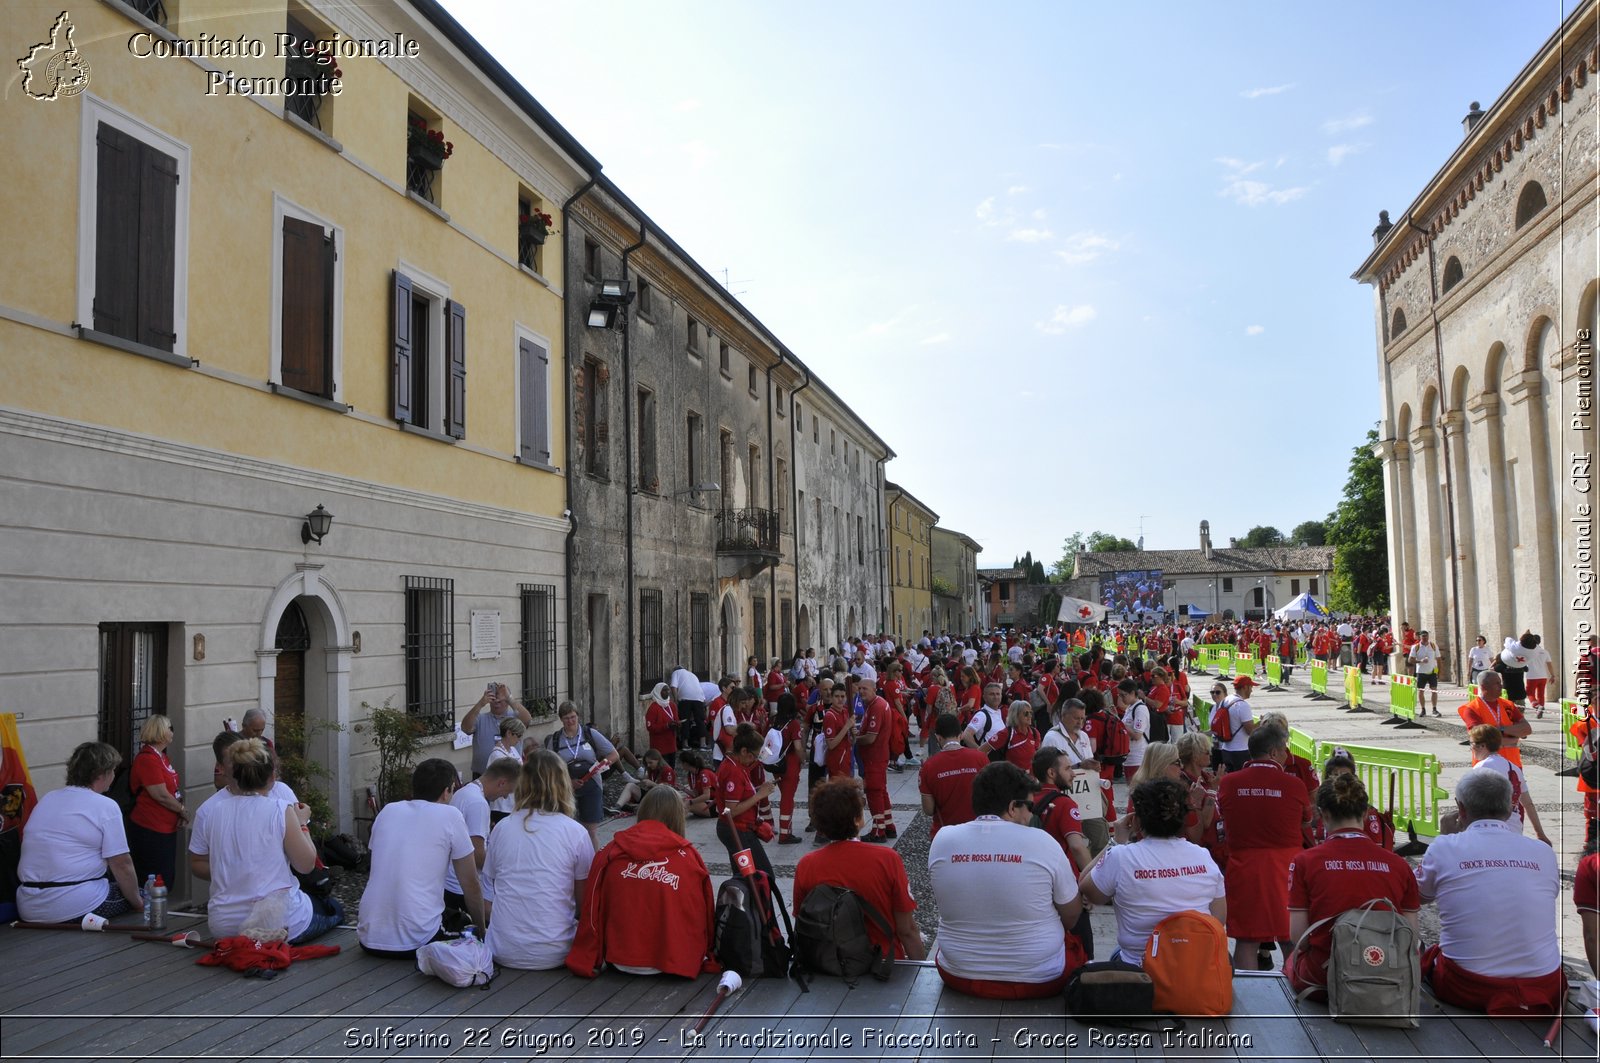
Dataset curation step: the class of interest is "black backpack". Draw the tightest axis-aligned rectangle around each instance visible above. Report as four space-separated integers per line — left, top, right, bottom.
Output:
106 763 136 818
1145 701 1169 744
793 883 894 984
713 871 799 983
970 709 1005 763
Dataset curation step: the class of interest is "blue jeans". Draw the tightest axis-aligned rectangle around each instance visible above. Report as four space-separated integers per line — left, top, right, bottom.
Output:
292 895 343 944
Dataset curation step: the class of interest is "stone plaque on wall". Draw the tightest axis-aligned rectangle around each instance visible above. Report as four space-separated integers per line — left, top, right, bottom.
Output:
469 609 501 660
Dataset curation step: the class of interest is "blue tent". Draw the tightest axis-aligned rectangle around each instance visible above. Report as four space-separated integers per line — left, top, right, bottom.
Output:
1275 592 1328 620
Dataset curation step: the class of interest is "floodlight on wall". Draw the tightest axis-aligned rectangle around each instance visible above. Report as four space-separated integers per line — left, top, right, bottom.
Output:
301 504 334 544
586 279 633 329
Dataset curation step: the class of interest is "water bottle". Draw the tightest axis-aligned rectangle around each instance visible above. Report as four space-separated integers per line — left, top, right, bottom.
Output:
141 874 156 928
149 875 168 931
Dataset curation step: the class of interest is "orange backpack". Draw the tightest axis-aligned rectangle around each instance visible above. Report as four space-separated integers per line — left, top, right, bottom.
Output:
1143 910 1232 1016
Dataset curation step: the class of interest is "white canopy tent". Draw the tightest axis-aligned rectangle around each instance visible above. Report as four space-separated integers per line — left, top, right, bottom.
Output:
1274 592 1329 621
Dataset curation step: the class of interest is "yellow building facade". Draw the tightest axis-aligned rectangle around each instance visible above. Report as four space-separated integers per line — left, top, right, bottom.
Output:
885 481 938 640
0 0 595 841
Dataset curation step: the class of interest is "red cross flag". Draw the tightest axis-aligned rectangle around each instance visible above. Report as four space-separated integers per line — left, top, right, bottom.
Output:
1056 596 1106 624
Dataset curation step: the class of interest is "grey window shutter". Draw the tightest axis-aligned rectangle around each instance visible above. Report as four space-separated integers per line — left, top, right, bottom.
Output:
445 298 467 439
391 270 413 423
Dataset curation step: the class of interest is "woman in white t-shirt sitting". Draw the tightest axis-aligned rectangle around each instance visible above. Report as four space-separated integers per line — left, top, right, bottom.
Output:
1080 777 1227 965
928 761 1085 999
188 738 342 943
482 750 595 970
16 742 145 923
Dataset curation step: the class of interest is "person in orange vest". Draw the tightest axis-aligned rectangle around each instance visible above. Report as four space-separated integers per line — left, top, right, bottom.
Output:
1457 671 1531 769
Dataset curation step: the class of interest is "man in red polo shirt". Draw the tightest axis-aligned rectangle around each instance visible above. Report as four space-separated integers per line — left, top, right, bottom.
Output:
855 677 894 842
1216 725 1311 970
919 714 987 839
821 685 856 782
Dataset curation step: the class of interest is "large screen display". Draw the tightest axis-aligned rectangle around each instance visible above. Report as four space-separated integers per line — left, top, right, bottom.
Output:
1099 569 1164 617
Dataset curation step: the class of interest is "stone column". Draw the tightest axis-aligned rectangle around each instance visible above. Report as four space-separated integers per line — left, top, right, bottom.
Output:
1466 391 1514 639
1393 440 1421 632
1504 369 1562 671
1411 425 1450 674
1441 409 1478 668
1375 437 1409 633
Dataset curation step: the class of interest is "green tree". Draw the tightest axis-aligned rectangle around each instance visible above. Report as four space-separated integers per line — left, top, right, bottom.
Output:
1239 525 1284 548
1051 530 1137 581
1290 520 1328 546
1326 430 1389 611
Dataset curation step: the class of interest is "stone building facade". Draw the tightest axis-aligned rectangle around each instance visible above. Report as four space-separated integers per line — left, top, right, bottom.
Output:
1353 3 1599 687
886 481 938 640
564 181 804 743
791 380 892 653
932 528 984 634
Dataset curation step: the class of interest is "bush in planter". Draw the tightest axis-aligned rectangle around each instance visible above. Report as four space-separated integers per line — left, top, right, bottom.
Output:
362 700 426 808
272 713 344 842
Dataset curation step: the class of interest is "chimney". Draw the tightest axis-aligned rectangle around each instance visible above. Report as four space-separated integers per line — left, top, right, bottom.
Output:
1229 537 1238 548
1462 101 1485 136
1199 520 1212 560
1372 210 1392 246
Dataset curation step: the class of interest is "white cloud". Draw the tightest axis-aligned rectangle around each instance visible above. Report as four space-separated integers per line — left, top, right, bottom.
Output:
1037 304 1097 334
1245 325 1265 336
1222 179 1309 206
680 139 715 171
1007 227 1054 243
1322 113 1373 135
857 306 916 339
672 98 702 112
1032 208 1048 221
975 196 997 224
1327 143 1363 165
1055 231 1121 265
1217 158 1307 206
918 332 951 346
1007 184 1029 195
1241 83 1294 99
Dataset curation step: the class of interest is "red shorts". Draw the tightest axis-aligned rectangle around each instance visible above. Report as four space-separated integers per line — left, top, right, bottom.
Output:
1421 945 1566 1016
1284 949 1326 1000
1224 847 1297 940
936 936 1085 1000
1526 679 1548 706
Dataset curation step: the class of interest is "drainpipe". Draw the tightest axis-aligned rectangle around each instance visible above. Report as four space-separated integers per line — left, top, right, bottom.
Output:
561 175 598 712
787 355 812 648
875 459 888 633
620 219 648 746
1407 215 1465 684
765 358 778 663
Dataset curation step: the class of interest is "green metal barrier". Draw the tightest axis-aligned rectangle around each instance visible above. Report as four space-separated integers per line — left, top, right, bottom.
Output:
1309 660 1330 698
1562 697 1584 761
1235 650 1255 680
1197 644 1231 674
1344 666 1366 711
1266 655 1283 685
1289 727 1315 765
1389 674 1417 718
1311 737 1449 838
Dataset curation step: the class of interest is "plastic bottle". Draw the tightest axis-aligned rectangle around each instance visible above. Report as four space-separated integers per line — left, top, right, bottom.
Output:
141 874 156 928
148 875 168 931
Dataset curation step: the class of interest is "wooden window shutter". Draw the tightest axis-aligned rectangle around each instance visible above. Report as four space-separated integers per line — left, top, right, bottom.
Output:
281 216 331 396
92 123 141 342
391 270 413 422
136 143 179 352
445 299 467 439
518 337 551 465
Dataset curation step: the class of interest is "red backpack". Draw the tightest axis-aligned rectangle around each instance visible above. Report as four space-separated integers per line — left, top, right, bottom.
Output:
1095 709 1131 761
1210 696 1239 743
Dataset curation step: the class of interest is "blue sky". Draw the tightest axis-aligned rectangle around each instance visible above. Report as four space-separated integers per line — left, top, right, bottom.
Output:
448 0 1578 567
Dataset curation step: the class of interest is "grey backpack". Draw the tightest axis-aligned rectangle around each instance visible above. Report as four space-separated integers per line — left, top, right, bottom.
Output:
1296 898 1419 1028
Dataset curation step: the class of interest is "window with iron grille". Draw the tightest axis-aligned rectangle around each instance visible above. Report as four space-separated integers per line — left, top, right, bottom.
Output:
752 596 768 665
639 589 663 693
520 583 557 715
404 576 455 735
99 622 168 767
690 593 710 678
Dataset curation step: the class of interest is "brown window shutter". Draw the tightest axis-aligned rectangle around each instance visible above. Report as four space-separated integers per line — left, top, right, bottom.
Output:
445 298 467 439
391 270 413 422
519 337 550 465
281 216 330 396
136 144 179 352
92 123 140 342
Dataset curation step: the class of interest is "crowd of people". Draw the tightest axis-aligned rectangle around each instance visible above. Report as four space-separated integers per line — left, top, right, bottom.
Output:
10 623 1598 1019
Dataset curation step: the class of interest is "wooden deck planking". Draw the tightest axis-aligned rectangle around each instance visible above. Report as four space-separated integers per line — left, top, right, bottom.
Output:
1211 976 1322 1063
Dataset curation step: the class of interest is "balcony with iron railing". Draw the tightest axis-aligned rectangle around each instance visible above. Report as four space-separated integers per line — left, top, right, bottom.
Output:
714 506 781 581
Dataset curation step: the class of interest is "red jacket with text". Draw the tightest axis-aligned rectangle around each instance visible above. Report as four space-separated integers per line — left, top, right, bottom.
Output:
566 819 718 979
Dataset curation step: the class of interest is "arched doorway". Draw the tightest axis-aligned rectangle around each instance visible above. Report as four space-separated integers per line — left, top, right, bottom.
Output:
258 566 352 832
846 606 857 641
273 601 311 761
719 595 737 677
797 604 811 654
